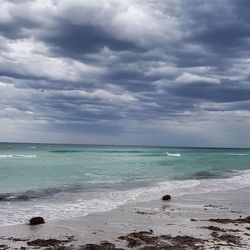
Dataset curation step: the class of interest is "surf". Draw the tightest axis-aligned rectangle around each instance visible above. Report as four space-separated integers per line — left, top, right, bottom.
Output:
166 152 181 157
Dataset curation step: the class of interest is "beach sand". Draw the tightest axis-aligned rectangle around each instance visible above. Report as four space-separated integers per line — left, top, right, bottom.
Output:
0 187 249 249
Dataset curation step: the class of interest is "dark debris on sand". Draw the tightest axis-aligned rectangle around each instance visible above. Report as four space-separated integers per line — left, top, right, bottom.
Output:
136 211 156 215
210 231 245 248
27 239 69 247
202 225 241 233
25 240 124 250
27 236 75 248
208 216 250 224
2 216 250 250
45 247 71 250
217 234 241 245
1 237 28 242
202 226 226 232
118 231 206 250
79 241 124 250
0 245 9 250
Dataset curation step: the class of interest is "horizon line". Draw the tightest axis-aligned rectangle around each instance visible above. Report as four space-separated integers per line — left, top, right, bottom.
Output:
0 141 249 150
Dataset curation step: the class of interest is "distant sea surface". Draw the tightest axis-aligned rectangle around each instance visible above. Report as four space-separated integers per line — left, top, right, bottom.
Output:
0 142 250 225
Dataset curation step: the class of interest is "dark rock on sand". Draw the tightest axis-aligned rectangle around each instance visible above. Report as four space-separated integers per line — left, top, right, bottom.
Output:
29 217 45 225
162 194 171 201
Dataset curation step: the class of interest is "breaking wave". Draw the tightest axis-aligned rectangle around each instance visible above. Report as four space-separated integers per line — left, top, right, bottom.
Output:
0 186 83 202
166 152 181 157
0 154 37 159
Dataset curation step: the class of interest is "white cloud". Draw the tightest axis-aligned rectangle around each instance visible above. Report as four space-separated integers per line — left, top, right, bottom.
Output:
0 0 56 26
46 88 137 103
175 72 220 84
145 65 178 77
56 0 181 47
0 37 105 81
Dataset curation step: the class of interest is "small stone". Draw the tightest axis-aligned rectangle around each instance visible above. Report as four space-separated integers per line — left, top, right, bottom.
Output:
29 217 45 225
162 194 171 201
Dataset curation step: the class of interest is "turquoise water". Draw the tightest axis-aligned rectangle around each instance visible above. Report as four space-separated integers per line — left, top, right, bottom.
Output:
0 143 250 225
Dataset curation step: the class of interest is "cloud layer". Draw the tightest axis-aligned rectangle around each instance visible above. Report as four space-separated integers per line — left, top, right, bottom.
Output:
0 0 250 146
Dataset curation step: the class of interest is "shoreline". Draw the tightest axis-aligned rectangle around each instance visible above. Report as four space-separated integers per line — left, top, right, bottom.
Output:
0 186 250 249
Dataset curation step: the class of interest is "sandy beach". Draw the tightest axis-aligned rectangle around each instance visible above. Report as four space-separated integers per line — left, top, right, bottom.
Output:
0 187 249 249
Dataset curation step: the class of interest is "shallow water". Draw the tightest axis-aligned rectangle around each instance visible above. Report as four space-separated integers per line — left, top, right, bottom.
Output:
0 142 250 225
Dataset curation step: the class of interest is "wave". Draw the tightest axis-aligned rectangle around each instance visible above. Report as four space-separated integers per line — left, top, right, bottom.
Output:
0 185 83 202
0 179 201 225
190 170 233 180
0 154 14 159
113 169 250 204
49 150 83 153
166 152 181 157
49 150 171 157
1 170 250 226
225 153 249 156
0 154 37 159
16 155 37 158
95 150 144 154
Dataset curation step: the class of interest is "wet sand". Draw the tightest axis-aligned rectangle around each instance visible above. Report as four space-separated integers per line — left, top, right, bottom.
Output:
0 187 250 249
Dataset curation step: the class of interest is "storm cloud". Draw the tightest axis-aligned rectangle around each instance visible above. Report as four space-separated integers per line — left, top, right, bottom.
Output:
0 0 250 147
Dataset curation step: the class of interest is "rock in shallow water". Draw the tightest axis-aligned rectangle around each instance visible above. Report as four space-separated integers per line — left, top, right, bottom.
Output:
29 217 45 225
162 194 171 201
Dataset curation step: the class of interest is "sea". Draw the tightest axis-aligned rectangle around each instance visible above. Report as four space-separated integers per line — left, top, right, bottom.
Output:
0 142 250 226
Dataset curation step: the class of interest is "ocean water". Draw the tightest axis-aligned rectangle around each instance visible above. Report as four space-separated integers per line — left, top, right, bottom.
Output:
0 142 250 226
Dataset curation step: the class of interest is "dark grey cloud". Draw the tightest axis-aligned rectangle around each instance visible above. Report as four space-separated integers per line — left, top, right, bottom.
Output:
0 18 39 39
0 0 250 146
169 81 250 103
43 23 140 56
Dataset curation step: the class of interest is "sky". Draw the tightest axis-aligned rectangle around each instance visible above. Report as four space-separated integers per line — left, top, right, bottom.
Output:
0 0 250 147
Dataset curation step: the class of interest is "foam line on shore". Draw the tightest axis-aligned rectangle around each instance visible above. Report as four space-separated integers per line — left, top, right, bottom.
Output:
1 170 250 226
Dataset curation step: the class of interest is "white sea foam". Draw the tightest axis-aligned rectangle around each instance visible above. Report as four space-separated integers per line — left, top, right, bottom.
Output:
5 196 18 200
0 154 37 159
0 154 14 159
166 152 181 157
15 154 37 159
